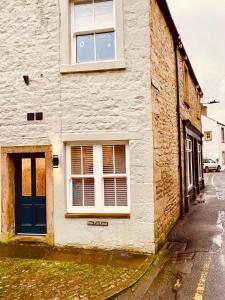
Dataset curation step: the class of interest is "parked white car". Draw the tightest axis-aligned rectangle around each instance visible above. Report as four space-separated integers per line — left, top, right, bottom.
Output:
203 158 221 173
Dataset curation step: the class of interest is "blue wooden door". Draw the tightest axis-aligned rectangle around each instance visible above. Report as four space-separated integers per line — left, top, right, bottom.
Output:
15 154 46 235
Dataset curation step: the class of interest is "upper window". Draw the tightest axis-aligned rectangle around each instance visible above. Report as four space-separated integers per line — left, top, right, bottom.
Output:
183 64 190 106
221 128 225 143
223 152 225 164
73 0 115 63
66 143 130 213
60 0 125 73
204 131 212 141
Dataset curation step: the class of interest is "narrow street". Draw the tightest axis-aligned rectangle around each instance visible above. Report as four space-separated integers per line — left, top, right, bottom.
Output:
145 171 225 300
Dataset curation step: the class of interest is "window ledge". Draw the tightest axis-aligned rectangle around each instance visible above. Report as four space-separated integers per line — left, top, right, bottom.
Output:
65 213 130 219
60 60 126 74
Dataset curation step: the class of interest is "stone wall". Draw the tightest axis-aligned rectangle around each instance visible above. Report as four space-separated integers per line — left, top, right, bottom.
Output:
178 52 202 129
150 0 202 249
150 0 180 249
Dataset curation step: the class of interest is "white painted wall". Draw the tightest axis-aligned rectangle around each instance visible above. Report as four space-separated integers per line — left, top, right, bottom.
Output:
202 115 225 170
0 0 155 253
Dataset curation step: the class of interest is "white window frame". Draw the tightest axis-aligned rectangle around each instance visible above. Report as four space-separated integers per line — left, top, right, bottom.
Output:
186 138 193 191
66 142 130 213
204 131 212 141
71 0 116 64
223 151 225 165
60 0 125 73
197 143 202 180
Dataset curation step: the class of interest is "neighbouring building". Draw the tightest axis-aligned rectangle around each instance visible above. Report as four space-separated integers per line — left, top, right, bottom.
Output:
202 109 225 170
0 0 203 253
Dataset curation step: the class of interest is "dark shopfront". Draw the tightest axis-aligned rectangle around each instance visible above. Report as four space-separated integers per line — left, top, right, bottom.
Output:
183 120 204 212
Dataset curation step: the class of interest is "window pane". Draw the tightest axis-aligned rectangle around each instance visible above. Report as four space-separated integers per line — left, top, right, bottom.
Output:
36 158 46 196
22 159 32 196
115 145 126 174
103 145 114 174
72 179 83 206
74 2 94 31
104 178 115 206
83 146 93 174
71 146 81 174
116 178 128 206
84 178 95 206
76 34 95 63
94 0 114 28
96 32 115 61
188 153 193 185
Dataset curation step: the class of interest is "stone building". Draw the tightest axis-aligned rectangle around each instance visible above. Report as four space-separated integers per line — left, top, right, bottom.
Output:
0 0 203 253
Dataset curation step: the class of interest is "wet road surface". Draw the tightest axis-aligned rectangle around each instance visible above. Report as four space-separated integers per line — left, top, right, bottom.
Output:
146 171 225 300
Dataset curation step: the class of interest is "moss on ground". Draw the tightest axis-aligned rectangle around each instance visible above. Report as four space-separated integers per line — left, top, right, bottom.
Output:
0 257 137 299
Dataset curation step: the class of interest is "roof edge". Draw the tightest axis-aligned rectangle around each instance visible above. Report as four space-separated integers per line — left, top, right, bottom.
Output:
156 0 203 96
202 115 225 127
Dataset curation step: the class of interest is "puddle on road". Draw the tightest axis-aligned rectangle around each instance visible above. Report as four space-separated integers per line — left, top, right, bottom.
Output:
219 254 225 267
212 235 223 248
216 190 225 200
212 211 225 250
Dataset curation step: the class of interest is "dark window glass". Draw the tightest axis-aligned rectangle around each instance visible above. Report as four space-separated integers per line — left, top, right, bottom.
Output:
96 32 115 61
76 34 94 63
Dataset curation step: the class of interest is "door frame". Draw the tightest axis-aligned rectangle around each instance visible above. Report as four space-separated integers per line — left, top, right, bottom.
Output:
14 153 47 235
1 145 53 244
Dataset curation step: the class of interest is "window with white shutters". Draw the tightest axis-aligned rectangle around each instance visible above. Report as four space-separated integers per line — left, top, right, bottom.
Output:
67 143 130 213
186 139 193 190
103 145 128 207
71 146 95 207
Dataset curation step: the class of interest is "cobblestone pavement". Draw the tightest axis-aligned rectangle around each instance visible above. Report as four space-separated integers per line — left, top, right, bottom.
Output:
0 246 150 300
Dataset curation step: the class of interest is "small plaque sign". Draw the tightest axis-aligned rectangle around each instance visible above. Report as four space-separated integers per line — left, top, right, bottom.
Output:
151 78 161 91
87 221 109 227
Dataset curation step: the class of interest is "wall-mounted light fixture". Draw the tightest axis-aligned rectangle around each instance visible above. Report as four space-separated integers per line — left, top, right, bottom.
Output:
53 155 59 168
23 75 30 85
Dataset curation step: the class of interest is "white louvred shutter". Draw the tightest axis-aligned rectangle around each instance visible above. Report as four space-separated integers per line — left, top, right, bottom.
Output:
71 146 81 174
116 178 127 206
71 146 94 207
103 144 128 207
115 145 126 174
83 146 93 174
103 145 114 174
84 178 95 206
104 178 115 206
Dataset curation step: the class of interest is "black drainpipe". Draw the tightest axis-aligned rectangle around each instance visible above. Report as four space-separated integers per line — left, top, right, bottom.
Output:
174 39 184 218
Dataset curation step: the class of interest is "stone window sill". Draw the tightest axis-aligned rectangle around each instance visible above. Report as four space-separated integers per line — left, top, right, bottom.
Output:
60 60 126 74
65 213 130 219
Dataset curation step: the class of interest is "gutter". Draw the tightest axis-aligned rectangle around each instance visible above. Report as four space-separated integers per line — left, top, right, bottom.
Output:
174 40 184 217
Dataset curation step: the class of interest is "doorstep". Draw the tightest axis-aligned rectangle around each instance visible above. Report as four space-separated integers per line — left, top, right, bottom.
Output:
8 235 49 245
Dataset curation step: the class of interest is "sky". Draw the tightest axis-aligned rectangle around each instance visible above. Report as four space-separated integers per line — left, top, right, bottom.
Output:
167 0 225 124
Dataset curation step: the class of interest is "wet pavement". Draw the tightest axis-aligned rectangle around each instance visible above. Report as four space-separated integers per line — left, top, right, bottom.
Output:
0 244 152 299
146 171 225 299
